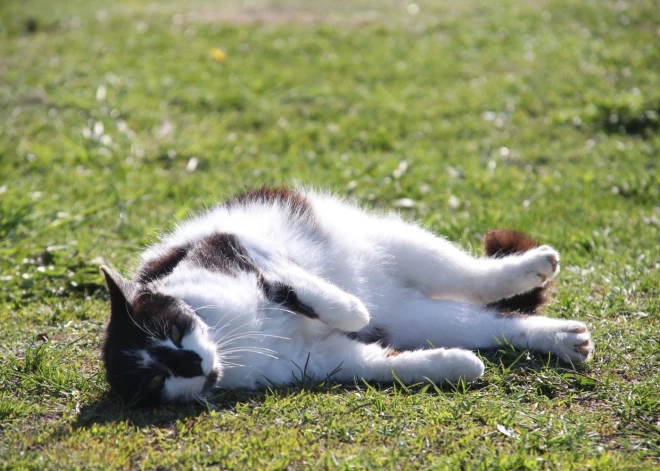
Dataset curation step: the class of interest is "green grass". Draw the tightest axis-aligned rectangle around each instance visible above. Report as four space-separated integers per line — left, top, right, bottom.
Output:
1 0 658 468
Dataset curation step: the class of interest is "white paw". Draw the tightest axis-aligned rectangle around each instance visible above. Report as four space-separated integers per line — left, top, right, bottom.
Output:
321 294 371 332
548 321 594 363
525 318 594 363
342 295 371 332
518 245 560 289
406 349 485 384
439 348 485 382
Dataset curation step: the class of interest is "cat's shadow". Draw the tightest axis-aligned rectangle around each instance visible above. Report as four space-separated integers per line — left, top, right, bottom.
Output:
72 389 272 429
73 349 593 429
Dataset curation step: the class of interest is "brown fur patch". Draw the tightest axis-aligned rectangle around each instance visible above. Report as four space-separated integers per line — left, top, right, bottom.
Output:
189 233 319 319
484 229 553 314
228 187 313 218
384 348 400 357
346 327 401 356
483 229 539 257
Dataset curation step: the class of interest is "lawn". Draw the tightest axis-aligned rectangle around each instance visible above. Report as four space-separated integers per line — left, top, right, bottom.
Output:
0 0 658 468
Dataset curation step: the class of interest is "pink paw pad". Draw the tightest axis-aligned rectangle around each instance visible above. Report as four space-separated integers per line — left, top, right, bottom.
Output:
570 326 587 334
575 340 592 356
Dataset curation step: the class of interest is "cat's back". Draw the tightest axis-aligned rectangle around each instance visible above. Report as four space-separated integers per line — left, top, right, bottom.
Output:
139 188 391 287
139 188 312 263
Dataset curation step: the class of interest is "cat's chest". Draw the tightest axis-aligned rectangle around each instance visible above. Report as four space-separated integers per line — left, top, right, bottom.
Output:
208 310 331 388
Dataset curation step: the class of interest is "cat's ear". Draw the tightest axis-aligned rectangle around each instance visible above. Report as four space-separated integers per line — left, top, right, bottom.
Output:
101 265 139 320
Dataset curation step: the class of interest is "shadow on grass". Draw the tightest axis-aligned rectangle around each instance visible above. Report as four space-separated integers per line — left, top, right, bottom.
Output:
72 348 597 429
73 385 330 429
480 347 599 398
72 389 264 429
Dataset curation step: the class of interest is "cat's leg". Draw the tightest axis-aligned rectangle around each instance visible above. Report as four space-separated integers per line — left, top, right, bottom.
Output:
369 220 559 304
377 293 593 363
265 263 370 332
269 332 485 386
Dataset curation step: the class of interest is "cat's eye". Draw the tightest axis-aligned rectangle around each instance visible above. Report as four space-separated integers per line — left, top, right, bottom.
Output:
147 374 165 390
170 325 182 347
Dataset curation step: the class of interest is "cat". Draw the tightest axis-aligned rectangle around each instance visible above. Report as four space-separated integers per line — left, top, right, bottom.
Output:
101 187 594 406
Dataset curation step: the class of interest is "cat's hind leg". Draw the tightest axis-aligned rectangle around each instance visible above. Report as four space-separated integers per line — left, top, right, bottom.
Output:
374 293 593 363
368 220 559 304
273 333 485 386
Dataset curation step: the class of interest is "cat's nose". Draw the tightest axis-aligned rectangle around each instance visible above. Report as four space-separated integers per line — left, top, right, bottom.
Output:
188 354 203 375
152 347 204 377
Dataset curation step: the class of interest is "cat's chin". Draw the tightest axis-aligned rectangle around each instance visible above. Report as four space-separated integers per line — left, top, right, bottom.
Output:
161 368 222 403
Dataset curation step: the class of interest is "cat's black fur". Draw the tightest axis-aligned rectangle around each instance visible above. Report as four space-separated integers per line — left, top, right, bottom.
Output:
102 268 204 406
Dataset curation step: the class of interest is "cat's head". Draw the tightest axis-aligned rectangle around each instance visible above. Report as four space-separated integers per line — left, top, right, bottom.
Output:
100 266 220 406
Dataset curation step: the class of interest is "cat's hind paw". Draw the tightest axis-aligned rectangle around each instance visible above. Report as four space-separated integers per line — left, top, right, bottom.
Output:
516 245 560 289
550 321 594 363
525 318 594 363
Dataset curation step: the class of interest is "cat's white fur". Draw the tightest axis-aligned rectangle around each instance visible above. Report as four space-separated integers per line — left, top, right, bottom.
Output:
140 190 593 401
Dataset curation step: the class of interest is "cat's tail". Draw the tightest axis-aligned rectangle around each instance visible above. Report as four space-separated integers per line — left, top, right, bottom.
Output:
484 229 553 314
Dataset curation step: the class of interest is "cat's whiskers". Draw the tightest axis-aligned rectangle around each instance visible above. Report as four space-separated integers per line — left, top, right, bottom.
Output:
214 331 289 349
193 305 238 328
155 318 170 338
221 344 277 352
218 359 245 368
193 304 225 313
205 308 252 335
257 306 299 317
202 306 287 341
218 347 278 359
210 319 262 345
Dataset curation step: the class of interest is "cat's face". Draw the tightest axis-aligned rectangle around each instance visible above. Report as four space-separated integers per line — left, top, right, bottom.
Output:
101 266 220 406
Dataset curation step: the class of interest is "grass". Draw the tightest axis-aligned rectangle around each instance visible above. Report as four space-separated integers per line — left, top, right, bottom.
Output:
0 0 658 468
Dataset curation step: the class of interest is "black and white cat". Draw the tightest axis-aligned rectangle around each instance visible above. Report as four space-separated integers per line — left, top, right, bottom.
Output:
101 188 593 406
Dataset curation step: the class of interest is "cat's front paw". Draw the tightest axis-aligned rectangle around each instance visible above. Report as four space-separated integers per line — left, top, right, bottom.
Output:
317 294 370 332
408 349 485 384
439 348 485 382
340 295 371 332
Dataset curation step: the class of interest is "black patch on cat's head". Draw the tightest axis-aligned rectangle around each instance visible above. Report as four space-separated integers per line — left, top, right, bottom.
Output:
100 266 203 406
